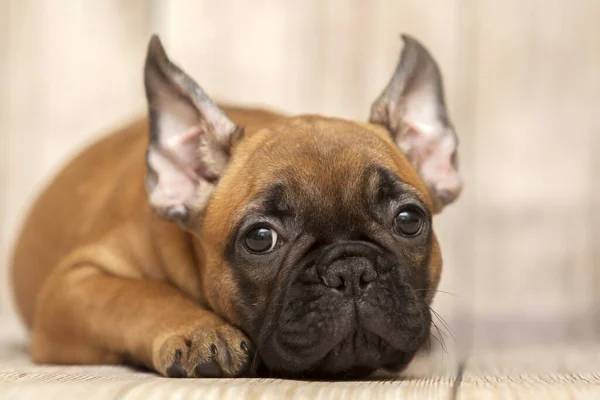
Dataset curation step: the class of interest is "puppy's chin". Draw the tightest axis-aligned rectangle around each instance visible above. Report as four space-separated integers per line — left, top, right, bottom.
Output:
255 306 431 379
257 329 424 380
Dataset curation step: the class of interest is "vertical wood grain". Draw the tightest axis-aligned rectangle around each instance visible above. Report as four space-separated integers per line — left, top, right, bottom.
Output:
470 0 600 347
0 0 9 315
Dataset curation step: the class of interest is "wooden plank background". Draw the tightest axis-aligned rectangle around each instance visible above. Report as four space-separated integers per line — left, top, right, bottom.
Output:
1 0 599 354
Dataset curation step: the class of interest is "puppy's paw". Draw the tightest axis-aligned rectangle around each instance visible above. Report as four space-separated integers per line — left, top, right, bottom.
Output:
154 324 254 378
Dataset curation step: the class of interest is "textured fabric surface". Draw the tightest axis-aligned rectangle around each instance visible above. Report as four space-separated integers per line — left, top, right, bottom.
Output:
2 315 600 399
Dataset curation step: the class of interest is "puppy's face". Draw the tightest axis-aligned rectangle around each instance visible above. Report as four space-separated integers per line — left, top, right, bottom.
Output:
143 35 460 378
203 117 442 377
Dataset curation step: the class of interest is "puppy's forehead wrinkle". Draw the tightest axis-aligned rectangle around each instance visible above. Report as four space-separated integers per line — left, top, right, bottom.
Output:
247 172 360 240
371 167 424 206
253 166 422 222
262 182 294 218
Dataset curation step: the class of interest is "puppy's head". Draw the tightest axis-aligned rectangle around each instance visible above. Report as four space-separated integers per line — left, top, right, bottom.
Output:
143 35 461 378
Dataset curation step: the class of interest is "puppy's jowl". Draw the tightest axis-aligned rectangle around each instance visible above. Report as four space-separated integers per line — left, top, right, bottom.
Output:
11 34 461 378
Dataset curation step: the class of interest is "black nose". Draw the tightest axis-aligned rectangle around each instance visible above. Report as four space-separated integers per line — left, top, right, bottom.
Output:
316 243 379 296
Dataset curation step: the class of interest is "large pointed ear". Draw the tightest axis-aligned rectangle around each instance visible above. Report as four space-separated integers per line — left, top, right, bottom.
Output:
144 35 241 224
370 35 462 212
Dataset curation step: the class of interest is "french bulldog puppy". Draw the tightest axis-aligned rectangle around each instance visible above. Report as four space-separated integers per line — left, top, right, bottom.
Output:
11 34 461 379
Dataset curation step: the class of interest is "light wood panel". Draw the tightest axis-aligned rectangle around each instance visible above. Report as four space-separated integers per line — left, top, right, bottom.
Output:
470 0 600 347
0 0 9 317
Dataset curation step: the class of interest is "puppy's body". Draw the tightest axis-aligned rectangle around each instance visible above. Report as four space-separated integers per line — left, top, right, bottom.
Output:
11 35 461 378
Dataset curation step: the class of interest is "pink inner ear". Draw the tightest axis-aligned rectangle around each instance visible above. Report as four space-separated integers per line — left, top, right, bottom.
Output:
146 125 209 217
147 147 198 216
420 141 462 205
160 126 204 181
402 126 434 166
160 126 220 184
401 124 462 206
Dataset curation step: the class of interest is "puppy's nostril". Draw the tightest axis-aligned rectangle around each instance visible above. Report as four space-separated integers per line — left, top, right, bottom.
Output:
321 274 343 289
361 268 377 285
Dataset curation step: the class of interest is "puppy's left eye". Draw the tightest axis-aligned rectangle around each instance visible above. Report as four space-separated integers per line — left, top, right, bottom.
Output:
244 227 278 254
394 208 424 237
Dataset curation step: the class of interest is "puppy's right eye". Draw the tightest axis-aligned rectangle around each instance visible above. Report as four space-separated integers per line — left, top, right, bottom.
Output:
244 227 278 254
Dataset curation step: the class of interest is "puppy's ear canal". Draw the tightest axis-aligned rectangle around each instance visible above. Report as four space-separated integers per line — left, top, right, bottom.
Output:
144 35 239 224
370 35 462 212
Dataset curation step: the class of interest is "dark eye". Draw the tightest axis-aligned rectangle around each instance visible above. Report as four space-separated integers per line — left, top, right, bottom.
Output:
244 227 278 254
394 208 424 236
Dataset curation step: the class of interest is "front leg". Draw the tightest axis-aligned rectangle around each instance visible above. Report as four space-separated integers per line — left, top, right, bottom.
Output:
31 257 253 378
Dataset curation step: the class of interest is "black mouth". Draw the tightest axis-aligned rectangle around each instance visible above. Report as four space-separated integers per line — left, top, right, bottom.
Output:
315 329 421 379
251 338 419 380
251 320 427 380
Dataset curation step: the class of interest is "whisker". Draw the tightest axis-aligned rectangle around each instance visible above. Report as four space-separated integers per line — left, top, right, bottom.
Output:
428 306 456 342
422 335 433 356
414 289 458 297
429 321 447 354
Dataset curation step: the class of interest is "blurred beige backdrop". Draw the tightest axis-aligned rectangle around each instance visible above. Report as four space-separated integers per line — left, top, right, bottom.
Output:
1 0 599 353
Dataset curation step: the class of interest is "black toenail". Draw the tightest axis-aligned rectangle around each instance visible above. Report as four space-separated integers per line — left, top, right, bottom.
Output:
210 344 217 356
241 341 249 352
195 360 222 378
167 363 188 378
